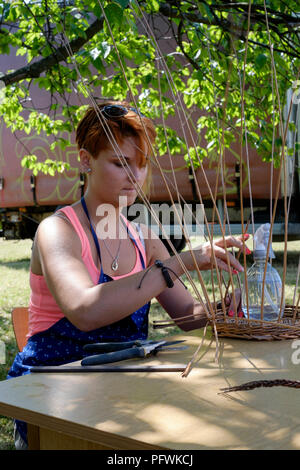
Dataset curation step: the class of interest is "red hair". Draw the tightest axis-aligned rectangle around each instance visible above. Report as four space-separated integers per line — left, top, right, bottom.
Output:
76 101 156 167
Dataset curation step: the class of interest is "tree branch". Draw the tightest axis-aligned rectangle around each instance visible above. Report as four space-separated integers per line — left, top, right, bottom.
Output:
210 2 300 25
2 16 105 86
158 1 300 60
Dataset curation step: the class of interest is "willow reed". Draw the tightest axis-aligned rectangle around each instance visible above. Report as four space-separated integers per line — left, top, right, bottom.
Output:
54 1 300 377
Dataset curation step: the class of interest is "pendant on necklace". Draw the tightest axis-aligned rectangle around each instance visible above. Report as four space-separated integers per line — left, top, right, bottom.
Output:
111 259 119 271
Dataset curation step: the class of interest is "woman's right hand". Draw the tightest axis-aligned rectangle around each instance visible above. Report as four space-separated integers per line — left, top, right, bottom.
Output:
184 235 250 274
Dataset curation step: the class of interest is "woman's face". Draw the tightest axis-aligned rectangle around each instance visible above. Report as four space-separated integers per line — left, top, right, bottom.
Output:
87 136 148 207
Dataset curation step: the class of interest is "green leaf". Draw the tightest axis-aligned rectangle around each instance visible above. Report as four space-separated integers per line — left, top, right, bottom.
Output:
93 57 106 74
288 122 296 132
255 54 267 70
147 0 160 12
117 43 133 59
104 3 123 28
203 3 215 22
92 2 103 18
21 155 37 169
77 82 89 98
115 0 130 8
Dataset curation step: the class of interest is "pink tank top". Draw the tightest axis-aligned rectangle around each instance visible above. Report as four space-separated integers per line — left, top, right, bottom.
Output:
27 206 147 339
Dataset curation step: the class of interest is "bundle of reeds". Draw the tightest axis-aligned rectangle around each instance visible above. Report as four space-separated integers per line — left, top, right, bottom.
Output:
56 1 300 376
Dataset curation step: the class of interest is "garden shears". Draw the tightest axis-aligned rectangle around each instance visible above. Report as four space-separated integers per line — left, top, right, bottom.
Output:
81 339 187 366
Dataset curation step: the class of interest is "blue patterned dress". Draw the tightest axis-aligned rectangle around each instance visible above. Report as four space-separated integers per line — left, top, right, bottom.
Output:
7 198 150 444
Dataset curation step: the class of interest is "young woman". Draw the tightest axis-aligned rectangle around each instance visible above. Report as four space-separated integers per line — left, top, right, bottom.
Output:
8 101 246 447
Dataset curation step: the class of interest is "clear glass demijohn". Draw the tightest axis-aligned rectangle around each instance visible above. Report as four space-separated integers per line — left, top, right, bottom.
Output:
241 224 285 321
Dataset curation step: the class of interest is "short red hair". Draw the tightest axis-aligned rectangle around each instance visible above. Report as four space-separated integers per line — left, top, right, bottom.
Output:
76 100 156 166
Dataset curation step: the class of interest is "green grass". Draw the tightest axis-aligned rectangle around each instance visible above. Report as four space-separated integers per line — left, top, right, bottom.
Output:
0 237 299 450
0 239 32 450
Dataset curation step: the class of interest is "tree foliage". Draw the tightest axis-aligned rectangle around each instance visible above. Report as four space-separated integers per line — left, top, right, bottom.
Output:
0 0 299 174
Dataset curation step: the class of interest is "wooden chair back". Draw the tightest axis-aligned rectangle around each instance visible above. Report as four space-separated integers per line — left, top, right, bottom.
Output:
11 307 29 352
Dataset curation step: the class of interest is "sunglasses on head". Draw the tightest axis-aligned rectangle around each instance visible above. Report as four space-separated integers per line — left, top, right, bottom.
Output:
100 104 146 119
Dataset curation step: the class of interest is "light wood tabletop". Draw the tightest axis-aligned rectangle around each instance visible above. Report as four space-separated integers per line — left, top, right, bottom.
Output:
1 330 300 450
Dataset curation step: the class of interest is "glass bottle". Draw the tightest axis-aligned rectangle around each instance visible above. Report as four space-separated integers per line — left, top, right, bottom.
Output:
242 250 284 321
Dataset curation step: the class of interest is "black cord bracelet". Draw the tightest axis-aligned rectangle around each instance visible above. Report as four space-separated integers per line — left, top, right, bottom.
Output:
155 260 174 288
137 260 187 290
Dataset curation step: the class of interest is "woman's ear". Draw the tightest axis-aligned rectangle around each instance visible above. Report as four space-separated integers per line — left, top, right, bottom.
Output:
79 148 91 173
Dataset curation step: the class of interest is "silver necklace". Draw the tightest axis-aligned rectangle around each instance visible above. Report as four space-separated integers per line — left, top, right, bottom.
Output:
89 218 122 272
102 237 122 271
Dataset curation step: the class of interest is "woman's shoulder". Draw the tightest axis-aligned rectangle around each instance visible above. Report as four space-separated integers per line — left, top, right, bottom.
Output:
36 208 81 250
31 208 82 274
38 201 83 231
37 209 70 230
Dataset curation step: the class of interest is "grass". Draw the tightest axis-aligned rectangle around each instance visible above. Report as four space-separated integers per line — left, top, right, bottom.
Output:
0 237 299 450
0 239 32 449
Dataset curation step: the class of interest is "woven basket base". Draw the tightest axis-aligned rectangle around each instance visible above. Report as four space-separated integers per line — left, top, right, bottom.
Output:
209 305 300 341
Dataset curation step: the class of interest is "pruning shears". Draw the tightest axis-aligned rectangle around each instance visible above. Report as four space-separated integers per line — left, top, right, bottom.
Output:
81 339 187 366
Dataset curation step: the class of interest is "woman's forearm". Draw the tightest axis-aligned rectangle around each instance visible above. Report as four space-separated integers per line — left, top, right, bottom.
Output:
75 252 190 331
170 300 209 332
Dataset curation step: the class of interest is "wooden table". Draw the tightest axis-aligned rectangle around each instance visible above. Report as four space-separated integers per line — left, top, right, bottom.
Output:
1 330 300 450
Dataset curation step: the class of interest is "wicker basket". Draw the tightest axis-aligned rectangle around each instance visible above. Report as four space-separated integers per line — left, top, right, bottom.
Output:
208 305 300 341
